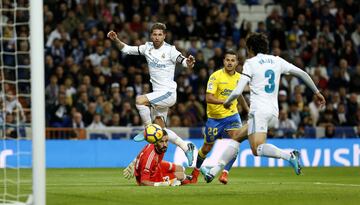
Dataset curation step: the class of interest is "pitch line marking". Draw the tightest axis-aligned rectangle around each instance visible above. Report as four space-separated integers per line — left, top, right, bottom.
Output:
314 182 360 187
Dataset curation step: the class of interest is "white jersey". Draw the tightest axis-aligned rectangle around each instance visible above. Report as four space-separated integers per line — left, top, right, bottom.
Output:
122 42 187 92
242 53 301 117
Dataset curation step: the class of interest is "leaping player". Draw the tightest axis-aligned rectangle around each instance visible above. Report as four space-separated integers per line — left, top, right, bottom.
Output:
107 23 195 167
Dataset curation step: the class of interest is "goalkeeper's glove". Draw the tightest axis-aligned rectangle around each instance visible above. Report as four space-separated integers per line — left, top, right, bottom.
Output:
153 181 170 186
153 178 181 187
169 178 181 186
123 159 135 180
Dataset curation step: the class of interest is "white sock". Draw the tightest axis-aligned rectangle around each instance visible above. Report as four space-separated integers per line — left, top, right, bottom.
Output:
210 140 239 176
164 128 188 152
256 144 291 161
135 104 151 125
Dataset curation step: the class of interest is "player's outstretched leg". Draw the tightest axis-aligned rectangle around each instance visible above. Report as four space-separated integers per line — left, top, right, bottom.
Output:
255 142 302 175
164 128 195 166
219 156 236 185
218 171 228 184
200 140 239 183
133 131 145 142
135 104 152 125
190 168 200 183
200 167 215 183
190 146 210 183
288 150 302 175
185 143 195 166
181 175 193 185
133 102 152 142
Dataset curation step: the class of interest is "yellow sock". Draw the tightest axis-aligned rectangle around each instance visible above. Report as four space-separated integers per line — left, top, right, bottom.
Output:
198 148 206 158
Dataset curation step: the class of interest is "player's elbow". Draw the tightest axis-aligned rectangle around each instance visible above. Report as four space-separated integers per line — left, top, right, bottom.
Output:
140 180 152 186
205 95 210 103
205 93 214 103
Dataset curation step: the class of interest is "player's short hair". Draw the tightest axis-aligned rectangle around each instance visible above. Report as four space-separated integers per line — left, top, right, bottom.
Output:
246 33 269 55
150 23 167 33
224 49 238 59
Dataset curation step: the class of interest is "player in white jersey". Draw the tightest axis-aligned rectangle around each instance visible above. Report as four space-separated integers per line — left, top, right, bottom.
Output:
201 33 326 182
107 23 195 173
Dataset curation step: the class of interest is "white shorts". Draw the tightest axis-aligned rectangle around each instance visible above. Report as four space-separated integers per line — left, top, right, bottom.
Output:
248 111 278 135
146 91 176 122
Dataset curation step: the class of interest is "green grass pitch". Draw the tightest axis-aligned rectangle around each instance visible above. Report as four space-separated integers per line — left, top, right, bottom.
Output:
2 167 360 205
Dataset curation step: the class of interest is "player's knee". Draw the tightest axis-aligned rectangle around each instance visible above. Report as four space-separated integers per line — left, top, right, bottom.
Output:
251 147 258 156
251 142 264 156
201 145 212 154
154 116 165 127
135 95 146 105
135 96 142 105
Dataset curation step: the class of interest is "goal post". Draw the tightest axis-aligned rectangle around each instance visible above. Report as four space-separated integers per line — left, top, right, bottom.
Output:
30 0 45 205
1 0 45 204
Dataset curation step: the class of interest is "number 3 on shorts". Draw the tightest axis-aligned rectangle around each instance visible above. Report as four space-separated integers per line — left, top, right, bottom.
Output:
265 69 275 93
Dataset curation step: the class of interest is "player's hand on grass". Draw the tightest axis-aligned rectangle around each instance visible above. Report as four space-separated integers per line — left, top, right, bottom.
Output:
186 55 195 68
107 31 118 41
154 181 170 186
123 160 135 180
314 92 326 108
169 179 181 186
153 178 180 186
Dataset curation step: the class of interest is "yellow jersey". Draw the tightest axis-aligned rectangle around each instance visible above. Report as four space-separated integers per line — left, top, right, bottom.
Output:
206 68 241 119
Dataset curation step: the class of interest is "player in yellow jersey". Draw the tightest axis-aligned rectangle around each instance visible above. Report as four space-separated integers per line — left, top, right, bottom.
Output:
190 50 249 184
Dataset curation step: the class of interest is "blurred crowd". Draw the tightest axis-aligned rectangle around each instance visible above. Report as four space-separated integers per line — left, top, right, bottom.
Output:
1 0 360 138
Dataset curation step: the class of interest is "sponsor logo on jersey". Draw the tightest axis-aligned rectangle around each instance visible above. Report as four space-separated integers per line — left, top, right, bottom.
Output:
148 57 166 68
220 89 233 96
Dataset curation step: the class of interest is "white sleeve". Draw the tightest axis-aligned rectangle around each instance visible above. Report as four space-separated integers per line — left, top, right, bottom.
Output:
279 57 319 93
224 75 250 105
122 43 146 55
241 61 252 79
170 46 187 67
278 56 298 74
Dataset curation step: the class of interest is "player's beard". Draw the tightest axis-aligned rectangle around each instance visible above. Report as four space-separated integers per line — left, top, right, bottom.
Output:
155 145 167 153
160 146 167 153
153 40 164 48
225 66 235 73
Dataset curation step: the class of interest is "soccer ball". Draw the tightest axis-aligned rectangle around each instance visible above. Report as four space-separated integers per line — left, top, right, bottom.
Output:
144 124 164 144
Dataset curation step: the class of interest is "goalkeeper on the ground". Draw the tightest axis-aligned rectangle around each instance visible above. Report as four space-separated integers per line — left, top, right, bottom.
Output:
123 130 191 186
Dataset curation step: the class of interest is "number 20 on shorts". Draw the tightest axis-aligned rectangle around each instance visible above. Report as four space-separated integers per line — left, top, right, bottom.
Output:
208 127 218 136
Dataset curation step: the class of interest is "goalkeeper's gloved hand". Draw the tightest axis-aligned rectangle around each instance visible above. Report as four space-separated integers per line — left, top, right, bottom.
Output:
153 178 181 186
169 178 181 186
153 181 170 187
123 160 135 180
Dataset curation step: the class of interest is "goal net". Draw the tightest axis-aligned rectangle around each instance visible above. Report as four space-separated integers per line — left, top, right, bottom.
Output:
1 0 45 204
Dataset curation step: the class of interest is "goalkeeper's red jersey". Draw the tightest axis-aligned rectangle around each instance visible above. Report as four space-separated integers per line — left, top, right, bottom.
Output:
134 144 176 185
